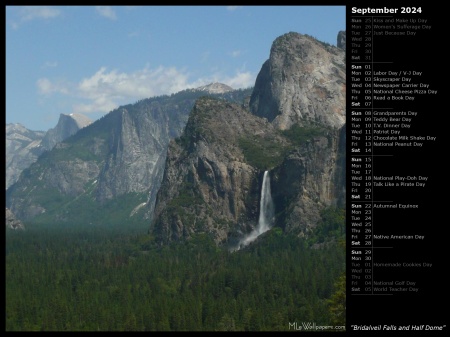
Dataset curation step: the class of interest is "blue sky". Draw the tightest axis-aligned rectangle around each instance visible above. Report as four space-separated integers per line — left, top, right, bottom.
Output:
6 6 345 131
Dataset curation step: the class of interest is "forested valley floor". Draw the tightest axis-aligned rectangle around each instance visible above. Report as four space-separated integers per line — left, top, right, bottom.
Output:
6 208 345 331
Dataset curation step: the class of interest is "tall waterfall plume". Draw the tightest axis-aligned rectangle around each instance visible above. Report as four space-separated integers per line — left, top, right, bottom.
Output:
237 170 274 249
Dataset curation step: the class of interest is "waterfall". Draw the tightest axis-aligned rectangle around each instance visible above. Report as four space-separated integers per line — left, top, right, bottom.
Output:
237 170 274 249
257 170 275 234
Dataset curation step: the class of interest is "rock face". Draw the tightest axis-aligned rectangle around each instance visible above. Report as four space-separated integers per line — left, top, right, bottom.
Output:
6 124 46 190
152 109 346 245
271 126 346 236
6 87 252 225
151 97 289 245
249 32 346 130
41 113 92 150
5 208 25 230
151 32 346 246
95 106 168 202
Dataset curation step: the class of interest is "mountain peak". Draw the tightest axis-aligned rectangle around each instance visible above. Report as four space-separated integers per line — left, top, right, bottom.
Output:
41 113 93 150
65 113 92 129
250 31 346 130
194 82 234 94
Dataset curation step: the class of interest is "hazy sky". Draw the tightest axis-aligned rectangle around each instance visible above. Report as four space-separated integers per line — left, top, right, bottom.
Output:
6 5 345 131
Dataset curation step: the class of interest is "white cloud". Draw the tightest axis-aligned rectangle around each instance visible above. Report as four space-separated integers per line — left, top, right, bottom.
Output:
37 66 255 115
12 6 61 28
189 70 255 90
72 98 119 115
95 6 117 20
36 78 53 94
41 61 58 69
222 71 254 89
73 66 192 114
226 6 243 11
229 50 241 58
36 78 68 95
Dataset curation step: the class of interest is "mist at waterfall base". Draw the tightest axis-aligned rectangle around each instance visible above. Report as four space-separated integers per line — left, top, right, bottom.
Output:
232 171 275 251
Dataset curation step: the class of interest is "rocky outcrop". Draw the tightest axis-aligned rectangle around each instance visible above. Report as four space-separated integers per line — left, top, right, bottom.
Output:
152 109 346 245
152 97 290 245
337 31 346 50
249 32 346 130
5 208 25 230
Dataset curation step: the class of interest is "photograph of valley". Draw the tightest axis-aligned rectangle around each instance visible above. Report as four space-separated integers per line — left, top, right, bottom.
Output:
6 6 346 331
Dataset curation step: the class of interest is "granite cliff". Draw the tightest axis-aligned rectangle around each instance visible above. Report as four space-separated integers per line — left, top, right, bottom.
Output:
249 32 345 130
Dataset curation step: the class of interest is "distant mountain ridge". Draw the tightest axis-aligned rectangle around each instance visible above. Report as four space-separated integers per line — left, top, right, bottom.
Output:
6 113 92 190
193 82 234 94
6 86 253 225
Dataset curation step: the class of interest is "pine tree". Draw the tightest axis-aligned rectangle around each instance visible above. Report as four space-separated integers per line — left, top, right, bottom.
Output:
328 272 346 327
